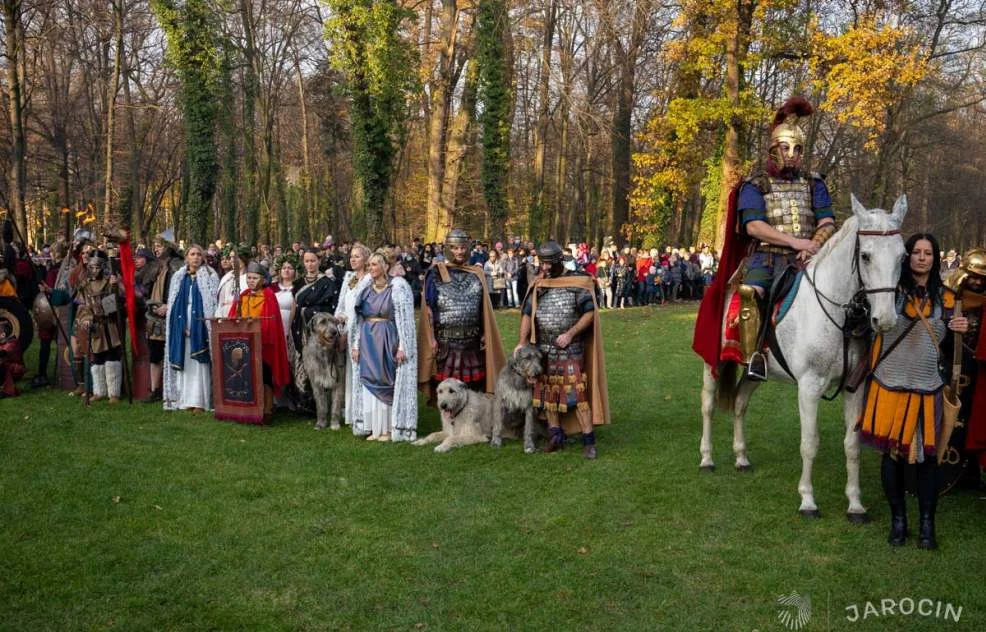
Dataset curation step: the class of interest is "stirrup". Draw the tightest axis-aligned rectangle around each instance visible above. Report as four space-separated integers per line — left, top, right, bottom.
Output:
746 352 767 382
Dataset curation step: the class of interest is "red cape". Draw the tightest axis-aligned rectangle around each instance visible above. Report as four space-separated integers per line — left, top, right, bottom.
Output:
230 287 291 396
118 238 139 355
692 185 751 377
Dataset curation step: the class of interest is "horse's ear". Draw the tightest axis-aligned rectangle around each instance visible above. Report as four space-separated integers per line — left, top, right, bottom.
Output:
890 194 908 225
850 194 867 219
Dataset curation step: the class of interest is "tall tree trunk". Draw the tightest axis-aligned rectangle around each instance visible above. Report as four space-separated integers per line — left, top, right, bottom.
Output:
238 0 259 244
530 0 556 242
296 57 313 243
425 0 460 242
3 0 27 242
716 0 755 251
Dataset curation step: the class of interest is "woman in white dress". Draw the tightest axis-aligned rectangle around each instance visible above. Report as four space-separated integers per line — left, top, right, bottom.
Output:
349 252 417 442
274 255 297 343
163 245 219 411
335 244 370 434
215 244 249 318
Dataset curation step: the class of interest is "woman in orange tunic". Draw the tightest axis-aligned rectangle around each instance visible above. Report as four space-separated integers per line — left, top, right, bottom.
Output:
858 233 968 549
231 261 291 420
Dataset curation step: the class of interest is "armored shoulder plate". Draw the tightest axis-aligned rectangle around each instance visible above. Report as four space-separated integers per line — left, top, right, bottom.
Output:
943 268 968 293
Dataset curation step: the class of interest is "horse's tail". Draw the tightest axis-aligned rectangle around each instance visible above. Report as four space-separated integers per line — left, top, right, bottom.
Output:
716 361 741 413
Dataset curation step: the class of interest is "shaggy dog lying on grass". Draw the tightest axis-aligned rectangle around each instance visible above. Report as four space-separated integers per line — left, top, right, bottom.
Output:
413 378 493 453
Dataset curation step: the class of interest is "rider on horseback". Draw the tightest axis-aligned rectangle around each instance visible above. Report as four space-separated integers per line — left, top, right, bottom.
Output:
736 97 836 380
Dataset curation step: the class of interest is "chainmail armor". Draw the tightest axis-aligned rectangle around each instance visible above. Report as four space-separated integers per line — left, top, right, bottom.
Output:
874 295 947 393
435 267 483 349
535 287 582 353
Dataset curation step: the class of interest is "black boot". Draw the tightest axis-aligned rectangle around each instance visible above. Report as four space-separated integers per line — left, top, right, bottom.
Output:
916 459 939 550
880 453 907 546
545 426 565 453
581 432 597 460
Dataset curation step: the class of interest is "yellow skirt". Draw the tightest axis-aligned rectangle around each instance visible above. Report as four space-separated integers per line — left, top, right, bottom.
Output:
858 379 941 460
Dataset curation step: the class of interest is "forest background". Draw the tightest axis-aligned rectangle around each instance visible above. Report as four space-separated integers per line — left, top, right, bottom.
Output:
0 0 984 252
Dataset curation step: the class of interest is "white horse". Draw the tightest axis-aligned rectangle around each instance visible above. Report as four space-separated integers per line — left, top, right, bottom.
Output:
699 194 907 520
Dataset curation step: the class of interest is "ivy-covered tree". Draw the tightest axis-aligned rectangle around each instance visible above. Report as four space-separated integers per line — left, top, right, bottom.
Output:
324 0 416 244
476 0 512 234
152 0 221 246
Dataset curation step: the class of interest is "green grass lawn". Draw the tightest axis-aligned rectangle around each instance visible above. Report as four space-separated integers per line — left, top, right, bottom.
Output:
2 304 984 631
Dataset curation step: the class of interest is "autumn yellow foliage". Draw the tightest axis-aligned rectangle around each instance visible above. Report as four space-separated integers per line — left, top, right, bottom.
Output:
810 16 928 149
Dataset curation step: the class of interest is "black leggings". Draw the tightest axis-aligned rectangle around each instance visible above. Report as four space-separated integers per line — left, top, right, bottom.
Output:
93 347 123 365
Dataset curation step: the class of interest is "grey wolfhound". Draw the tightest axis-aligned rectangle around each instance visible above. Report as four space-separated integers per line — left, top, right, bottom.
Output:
490 344 544 453
414 378 493 452
301 312 347 430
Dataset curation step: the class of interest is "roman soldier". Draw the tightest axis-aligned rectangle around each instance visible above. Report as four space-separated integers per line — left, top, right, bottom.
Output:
48 228 95 394
75 249 126 403
695 97 836 380
944 248 986 490
30 240 66 388
142 230 183 402
418 228 504 401
516 241 609 459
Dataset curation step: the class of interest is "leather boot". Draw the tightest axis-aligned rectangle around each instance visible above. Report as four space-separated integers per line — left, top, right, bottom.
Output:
582 432 597 460
880 453 907 546
916 459 939 550
545 426 565 453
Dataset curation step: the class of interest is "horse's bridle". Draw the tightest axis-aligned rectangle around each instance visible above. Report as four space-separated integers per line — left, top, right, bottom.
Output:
854 229 902 296
795 227 901 401
805 228 901 329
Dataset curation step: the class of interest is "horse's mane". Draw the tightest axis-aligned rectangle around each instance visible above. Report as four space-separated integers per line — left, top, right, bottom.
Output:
811 215 858 265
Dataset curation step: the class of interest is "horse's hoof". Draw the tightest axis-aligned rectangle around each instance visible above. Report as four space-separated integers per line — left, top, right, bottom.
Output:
799 509 822 519
699 465 715 473
524 446 537 454
735 464 753 473
846 512 871 525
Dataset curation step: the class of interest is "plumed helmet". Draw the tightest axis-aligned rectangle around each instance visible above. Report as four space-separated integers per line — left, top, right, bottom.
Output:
769 97 814 159
962 248 986 278
445 228 471 247
536 240 564 264
89 249 109 261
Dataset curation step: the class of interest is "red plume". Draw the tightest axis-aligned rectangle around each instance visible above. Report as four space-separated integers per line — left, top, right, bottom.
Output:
771 97 814 128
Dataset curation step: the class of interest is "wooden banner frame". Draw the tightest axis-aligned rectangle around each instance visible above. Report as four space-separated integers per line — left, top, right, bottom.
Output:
210 318 265 425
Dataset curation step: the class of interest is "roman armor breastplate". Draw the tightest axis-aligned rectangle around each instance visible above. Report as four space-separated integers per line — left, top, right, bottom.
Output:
762 177 814 242
435 269 483 345
873 297 946 393
535 287 581 344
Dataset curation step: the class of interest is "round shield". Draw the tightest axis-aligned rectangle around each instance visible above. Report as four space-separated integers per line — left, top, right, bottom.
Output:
32 292 56 330
0 296 33 352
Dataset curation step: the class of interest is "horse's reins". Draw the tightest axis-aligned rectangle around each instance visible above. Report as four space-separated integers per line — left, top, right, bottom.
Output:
778 227 900 400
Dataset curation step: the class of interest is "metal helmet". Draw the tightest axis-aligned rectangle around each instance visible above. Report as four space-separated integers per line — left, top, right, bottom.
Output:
536 241 564 264
961 248 986 278
444 228 471 248
769 97 813 162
